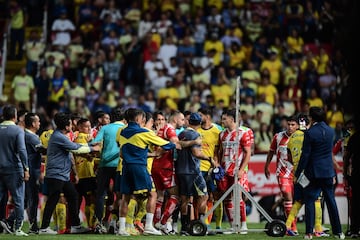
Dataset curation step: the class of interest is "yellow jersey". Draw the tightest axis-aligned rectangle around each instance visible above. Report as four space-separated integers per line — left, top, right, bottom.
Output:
197 124 221 172
73 132 95 179
287 129 304 174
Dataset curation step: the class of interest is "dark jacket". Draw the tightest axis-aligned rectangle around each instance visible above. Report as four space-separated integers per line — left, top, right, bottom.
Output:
295 121 335 179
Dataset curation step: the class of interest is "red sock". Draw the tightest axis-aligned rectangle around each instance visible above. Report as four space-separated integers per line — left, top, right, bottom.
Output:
283 200 293 217
207 201 214 224
154 199 163 224
224 199 234 223
240 200 246 222
160 195 179 225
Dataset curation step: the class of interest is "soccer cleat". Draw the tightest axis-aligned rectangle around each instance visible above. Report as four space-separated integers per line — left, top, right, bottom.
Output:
334 232 346 239
0 219 14 234
108 219 117 234
28 223 39 234
126 227 140 236
287 229 298 236
180 230 190 236
28 228 39 234
172 222 178 234
154 222 161 230
15 229 29 236
117 229 130 236
314 231 330 237
350 233 359 238
94 222 107 234
240 222 248 235
70 225 90 234
159 223 171 235
134 220 144 233
143 226 162 235
304 233 313 239
322 225 330 232
39 227 58 235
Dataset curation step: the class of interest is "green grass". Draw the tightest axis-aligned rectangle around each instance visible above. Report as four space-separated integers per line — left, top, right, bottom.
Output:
1 222 346 240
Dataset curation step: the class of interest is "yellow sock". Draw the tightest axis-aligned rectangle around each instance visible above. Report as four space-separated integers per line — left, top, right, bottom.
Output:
126 199 137 225
111 212 118 221
56 202 67 233
286 201 302 229
40 202 46 226
85 205 90 226
135 199 147 222
214 202 223 228
89 204 96 228
314 199 323 232
102 196 108 220
52 208 58 229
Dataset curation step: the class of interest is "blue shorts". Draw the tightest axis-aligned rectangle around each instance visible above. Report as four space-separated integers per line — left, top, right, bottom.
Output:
293 183 303 201
121 164 152 195
41 180 48 196
177 173 208 197
114 172 122 193
201 171 216 192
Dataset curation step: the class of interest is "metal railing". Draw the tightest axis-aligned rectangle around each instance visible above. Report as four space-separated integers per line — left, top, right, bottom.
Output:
0 23 10 101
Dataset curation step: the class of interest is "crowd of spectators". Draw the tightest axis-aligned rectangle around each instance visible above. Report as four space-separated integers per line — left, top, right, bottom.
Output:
6 0 352 153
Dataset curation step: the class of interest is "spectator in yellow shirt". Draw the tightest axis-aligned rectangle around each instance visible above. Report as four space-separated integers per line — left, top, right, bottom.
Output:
204 32 224 67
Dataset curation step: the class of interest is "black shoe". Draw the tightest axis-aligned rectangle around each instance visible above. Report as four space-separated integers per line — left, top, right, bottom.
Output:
29 223 39 234
351 233 359 239
0 219 14 234
180 230 189 236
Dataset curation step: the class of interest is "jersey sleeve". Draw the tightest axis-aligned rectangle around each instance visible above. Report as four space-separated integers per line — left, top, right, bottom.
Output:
269 133 278 152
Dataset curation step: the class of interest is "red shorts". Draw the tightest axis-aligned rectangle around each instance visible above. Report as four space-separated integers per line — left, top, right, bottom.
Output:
217 172 249 193
277 176 294 195
152 168 176 191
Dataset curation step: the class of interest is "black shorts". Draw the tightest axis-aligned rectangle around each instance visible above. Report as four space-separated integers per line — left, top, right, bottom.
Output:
177 173 207 197
76 177 97 196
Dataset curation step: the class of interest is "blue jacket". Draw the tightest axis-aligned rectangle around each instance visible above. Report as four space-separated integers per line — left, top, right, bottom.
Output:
295 121 335 179
25 129 42 174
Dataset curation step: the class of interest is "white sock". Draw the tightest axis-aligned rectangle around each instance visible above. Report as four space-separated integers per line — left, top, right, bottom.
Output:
119 217 126 231
145 213 154 228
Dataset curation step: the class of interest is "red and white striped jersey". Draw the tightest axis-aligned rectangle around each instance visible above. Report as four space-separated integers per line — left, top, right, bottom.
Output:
220 128 252 176
153 123 177 170
269 131 293 178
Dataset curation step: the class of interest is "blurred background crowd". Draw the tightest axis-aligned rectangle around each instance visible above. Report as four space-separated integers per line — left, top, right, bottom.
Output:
0 0 358 153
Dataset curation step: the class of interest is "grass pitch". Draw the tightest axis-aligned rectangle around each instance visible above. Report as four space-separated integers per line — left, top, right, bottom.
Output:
0 222 343 240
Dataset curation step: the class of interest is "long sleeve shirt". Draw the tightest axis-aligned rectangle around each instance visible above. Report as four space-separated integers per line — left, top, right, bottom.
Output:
0 121 28 174
46 129 91 181
25 129 42 174
119 122 175 166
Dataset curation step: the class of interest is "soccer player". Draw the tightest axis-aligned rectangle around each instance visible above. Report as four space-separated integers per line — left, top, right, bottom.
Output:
152 111 184 233
117 108 176 236
73 118 97 230
217 109 252 233
197 108 221 230
285 114 329 237
264 115 298 233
